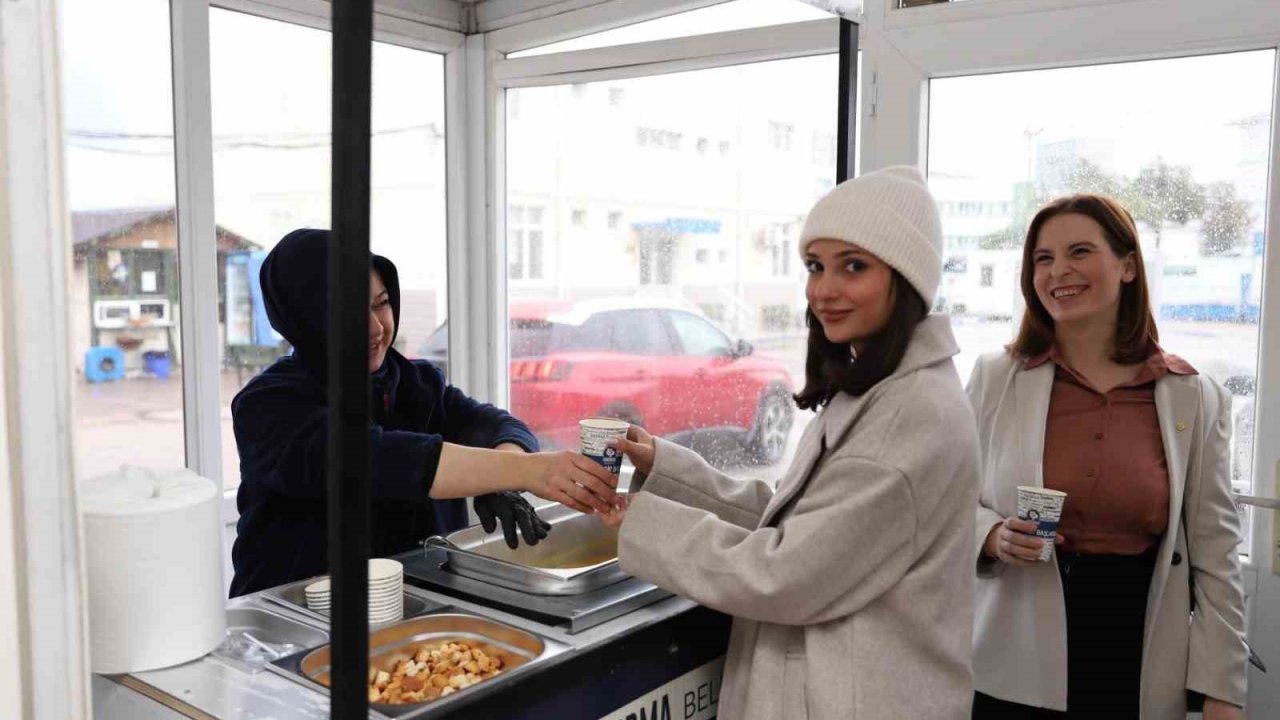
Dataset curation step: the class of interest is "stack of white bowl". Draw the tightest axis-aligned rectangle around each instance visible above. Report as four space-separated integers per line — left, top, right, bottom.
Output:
367 559 404 624
304 558 404 625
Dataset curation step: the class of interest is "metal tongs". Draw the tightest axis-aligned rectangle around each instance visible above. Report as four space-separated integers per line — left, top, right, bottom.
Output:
422 535 459 556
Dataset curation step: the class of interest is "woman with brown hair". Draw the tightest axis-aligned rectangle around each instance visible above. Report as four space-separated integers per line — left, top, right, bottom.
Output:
599 166 981 720
967 194 1248 719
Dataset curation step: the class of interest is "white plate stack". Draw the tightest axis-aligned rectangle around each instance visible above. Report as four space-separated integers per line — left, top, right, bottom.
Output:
304 558 404 625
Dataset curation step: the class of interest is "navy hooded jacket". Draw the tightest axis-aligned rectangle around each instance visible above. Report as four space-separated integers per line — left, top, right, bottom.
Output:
229 229 538 597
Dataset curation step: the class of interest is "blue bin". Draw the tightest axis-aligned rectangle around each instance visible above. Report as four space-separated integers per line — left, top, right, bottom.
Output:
142 351 171 379
85 346 125 383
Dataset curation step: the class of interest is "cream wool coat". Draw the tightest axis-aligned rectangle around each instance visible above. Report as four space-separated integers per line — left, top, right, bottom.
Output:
967 350 1248 718
618 315 980 720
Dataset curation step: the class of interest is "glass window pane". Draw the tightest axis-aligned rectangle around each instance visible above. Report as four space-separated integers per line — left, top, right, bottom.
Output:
507 55 839 474
928 50 1275 547
210 9 448 491
61 0 186 480
529 231 544 279
671 312 732 356
603 310 670 356
508 0 836 58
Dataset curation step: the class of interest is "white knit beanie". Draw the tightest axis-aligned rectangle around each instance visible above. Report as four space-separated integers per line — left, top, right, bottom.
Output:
799 165 943 307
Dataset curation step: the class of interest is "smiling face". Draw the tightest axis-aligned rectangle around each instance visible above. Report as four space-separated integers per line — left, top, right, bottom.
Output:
804 238 896 351
369 270 395 371
1031 212 1137 330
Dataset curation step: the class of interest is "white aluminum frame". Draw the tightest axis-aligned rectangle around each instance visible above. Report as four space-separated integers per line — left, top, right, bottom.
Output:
211 0 467 50
10 0 1279 711
0 0 90 717
862 0 1280 711
482 0 731 51
486 0 1280 711
475 14 846 410
172 0 225 504
492 18 839 87
212 0 465 32
173 1 466 523
460 33 509 404
1249 49 1280 716
445 41 476 395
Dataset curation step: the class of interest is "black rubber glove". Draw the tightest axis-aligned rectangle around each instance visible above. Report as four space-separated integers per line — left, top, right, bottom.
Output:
473 492 553 549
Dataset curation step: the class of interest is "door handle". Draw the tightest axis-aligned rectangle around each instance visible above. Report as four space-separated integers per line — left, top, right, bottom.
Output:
1235 493 1280 510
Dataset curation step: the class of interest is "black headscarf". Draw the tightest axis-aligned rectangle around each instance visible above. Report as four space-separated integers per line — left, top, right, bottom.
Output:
260 228 402 377
231 228 535 596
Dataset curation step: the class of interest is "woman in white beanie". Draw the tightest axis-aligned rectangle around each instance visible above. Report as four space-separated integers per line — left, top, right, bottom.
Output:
599 165 981 719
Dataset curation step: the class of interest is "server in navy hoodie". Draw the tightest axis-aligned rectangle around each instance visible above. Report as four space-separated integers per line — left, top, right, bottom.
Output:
230 229 619 597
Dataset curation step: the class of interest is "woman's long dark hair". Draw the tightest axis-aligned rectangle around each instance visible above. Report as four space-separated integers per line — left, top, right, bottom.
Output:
794 270 929 410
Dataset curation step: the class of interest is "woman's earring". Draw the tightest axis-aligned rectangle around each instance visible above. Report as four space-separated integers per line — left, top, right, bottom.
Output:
849 344 858 363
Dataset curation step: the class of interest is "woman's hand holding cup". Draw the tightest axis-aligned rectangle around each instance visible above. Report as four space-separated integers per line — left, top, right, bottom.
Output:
984 517 1065 566
591 424 653 530
612 425 656 476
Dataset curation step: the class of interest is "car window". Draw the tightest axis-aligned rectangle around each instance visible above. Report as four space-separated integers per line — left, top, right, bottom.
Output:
606 310 671 355
567 310 670 355
560 316 610 353
511 320 561 358
669 311 731 356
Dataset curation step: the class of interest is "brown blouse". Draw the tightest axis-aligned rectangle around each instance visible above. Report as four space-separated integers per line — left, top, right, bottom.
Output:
1027 345 1197 555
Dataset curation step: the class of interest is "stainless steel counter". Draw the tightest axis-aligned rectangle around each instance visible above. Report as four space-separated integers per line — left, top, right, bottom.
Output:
94 582 704 720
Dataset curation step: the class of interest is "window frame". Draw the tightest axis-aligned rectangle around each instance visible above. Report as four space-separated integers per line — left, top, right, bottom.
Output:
172 2 467 523
84 0 1280 627
15 0 1280 711
507 202 549 281
481 11 846 411
861 0 1280 707
2 0 89 713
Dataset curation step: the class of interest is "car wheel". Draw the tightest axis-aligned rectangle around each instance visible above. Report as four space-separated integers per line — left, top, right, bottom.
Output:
748 390 793 465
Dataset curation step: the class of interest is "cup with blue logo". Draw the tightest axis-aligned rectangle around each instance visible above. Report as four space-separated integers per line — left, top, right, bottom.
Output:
579 417 630 477
1016 482 1067 562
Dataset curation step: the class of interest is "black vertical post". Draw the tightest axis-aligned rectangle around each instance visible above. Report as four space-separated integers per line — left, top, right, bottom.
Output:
329 0 373 717
836 18 859 184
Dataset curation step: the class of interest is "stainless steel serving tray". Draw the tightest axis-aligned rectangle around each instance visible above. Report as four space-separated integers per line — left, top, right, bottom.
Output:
427 502 628 596
260 575 443 626
268 612 567 718
210 607 330 674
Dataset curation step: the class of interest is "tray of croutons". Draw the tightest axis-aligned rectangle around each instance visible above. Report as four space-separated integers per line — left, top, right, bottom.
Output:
269 612 555 716
362 638 507 704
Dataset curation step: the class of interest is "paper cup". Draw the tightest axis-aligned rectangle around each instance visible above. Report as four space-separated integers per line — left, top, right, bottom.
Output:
579 418 630 475
304 578 330 596
1016 486 1067 561
368 558 403 582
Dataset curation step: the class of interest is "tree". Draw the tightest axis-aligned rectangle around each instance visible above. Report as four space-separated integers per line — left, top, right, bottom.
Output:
1123 158 1205 248
979 225 1023 250
976 157 1214 253
1063 158 1123 199
980 181 1047 250
1200 181 1254 255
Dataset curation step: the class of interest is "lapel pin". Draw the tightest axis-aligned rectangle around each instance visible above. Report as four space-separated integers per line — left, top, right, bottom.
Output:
1176 421 1187 432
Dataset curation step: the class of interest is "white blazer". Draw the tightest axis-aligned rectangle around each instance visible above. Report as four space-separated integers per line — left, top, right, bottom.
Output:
966 350 1248 719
